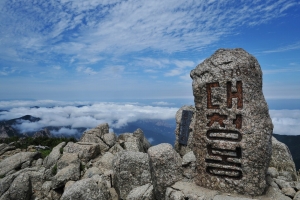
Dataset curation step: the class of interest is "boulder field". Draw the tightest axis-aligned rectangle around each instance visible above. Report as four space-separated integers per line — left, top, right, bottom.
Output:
0 122 299 200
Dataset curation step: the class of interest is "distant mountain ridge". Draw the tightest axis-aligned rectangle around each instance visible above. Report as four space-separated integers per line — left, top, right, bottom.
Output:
0 115 299 170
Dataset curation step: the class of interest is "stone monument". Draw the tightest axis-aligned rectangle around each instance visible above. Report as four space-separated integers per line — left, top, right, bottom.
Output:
190 48 273 196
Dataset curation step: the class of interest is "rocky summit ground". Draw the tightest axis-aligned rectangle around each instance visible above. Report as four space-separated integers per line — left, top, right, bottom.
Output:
0 122 300 200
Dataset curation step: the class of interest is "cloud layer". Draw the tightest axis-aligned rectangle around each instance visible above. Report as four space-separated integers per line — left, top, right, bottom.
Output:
0 100 178 134
1 101 299 136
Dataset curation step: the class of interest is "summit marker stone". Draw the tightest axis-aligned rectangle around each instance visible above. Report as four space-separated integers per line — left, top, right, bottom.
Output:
190 48 273 196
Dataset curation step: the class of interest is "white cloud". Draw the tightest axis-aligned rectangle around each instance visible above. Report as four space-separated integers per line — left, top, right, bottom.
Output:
0 0 298 66
0 100 178 133
261 41 300 54
270 110 300 135
152 101 174 106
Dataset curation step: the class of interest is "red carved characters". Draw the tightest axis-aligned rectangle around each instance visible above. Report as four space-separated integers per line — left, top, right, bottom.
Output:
205 81 243 179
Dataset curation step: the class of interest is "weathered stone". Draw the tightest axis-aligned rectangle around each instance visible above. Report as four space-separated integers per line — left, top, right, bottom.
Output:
57 153 80 170
94 152 114 172
60 177 111 200
133 128 151 152
120 134 144 152
274 178 291 189
190 48 273 195
165 187 185 200
170 181 220 200
213 195 254 200
174 105 196 156
148 143 182 199
295 182 300 191
267 167 279 179
103 133 117 147
270 137 297 181
0 152 40 176
80 123 109 142
113 151 151 199
294 191 300 200
108 143 124 155
43 142 65 169
8 173 32 200
51 164 80 189
259 186 292 200
281 187 296 198
126 183 154 200
63 142 100 162
182 151 196 179
82 167 102 179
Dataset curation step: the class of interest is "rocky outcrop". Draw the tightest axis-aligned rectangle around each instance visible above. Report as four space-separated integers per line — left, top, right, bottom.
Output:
148 143 182 199
0 121 299 200
32 128 51 138
113 151 152 199
60 177 111 200
0 152 40 176
43 142 65 168
270 136 297 181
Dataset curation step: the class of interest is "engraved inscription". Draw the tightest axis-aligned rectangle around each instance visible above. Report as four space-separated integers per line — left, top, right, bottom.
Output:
227 81 243 109
205 81 243 179
207 113 227 127
179 110 193 145
207 82 220 109
206 130 242 142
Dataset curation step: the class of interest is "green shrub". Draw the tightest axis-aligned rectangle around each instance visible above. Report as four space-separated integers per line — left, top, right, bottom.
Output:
80 163 85 171
52 164 57 175
59 147 64 154
40 149 51 159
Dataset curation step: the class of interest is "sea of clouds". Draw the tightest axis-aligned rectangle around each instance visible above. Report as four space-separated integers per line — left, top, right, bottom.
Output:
0 100 299 136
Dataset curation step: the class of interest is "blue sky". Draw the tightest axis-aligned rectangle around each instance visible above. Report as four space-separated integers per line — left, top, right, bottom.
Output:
0 0 299 106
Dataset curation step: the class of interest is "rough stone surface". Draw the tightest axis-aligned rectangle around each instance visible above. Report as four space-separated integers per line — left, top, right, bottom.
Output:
126 183 154 200
63 142 100 162
190 48 273 195
8 173 32 200
174 105 196 156
165 187 185 200
182 151 196 179
57 153 80 170
82 167 103 179
282 187 296 198
103 133 117 147
270 137 297 181
294 191 300 200
148 143 182 200
267 167 279 179
80 123 109 143
113 151 151 199
170 181 220 200
0 152 40 176
133 128 151 152
108 143 124 155
43 142 65 169
94 152 114 172
51 163 80 189
60 178 111 200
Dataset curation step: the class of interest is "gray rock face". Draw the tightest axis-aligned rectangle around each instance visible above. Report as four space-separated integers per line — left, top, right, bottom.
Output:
174 105 196 156
8 173 32 200
182 151 196 179
148 143 182 199
190 48 273 195
270 137 297 181
43 142 65 169
0 152 40 176
63 142 100 162
94 152 114 172
60 178 111 200
80 123 109 143
126 183 154 200
51 163 80 189
113 151 152 199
